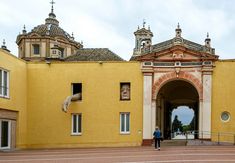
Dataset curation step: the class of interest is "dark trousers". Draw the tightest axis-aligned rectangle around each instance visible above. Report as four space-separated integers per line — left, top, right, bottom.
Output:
155 138 160 148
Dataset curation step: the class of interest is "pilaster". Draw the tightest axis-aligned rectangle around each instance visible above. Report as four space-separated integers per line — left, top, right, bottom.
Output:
142 72 153 143
201 70 212 139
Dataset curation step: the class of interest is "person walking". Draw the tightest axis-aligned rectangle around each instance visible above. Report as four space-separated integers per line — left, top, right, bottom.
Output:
153 126 161 150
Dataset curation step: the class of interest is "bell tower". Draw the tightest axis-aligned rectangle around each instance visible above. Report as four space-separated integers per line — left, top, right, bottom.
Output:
133 21 153 57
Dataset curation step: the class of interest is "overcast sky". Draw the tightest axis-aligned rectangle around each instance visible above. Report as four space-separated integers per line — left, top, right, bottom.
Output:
0 0 235 60
172 106 194 125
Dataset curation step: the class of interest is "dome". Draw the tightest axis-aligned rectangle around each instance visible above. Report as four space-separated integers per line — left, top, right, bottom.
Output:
28 8 74 41
31 23 73 41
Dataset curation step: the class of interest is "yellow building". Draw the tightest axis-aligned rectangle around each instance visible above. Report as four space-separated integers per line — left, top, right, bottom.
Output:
0 3 235 150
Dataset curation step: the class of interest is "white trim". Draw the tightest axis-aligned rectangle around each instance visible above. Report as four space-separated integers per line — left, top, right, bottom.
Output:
6 70 9 98
120 113 130 134
220 111 230 122
0 120 11 150
71 114 82 135
143 75 152 139
71 133 82 136
0 69 9 98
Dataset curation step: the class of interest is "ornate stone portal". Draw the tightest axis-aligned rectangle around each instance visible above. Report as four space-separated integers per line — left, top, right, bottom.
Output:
131 24 218 145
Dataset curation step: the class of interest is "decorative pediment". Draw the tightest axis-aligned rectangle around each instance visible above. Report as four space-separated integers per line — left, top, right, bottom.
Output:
54 37 66 43
136 44 218 62
29 32 41 37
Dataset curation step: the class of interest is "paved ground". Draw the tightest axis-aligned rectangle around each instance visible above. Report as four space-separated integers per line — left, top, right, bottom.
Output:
0 146 235 163
172 134 194 139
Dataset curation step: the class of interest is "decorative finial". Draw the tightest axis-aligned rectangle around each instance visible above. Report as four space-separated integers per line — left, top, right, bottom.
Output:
71 32 74 40
143 19 146 28
175 22 182 37
3 39 5 46
205 32 211 47
137 25 140 30
46 0 58 25
81 40 83 45
1 39 10 52
148 25 150 30
50 0 55 13
22 24 27 34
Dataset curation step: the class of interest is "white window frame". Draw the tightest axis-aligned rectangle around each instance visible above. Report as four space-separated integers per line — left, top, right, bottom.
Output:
71 114 82 135
120 112 130 134
0 119 11 150
0 69 9 98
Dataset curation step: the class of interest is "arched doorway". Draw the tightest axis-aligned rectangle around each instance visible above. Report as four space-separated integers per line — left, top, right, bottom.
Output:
156 80 199 140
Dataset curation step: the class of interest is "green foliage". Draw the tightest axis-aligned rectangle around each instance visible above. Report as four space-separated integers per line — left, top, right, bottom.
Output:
182 125 190 132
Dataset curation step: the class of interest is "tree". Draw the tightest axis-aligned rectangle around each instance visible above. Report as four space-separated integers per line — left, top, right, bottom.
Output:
172 115 183 132
189 116 195 131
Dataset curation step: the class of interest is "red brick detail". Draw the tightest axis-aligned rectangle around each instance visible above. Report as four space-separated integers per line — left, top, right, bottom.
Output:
142 139 153 146
152 72 203 100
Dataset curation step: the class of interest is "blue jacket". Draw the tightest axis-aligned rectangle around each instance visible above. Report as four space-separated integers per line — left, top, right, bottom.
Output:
153 129 161 138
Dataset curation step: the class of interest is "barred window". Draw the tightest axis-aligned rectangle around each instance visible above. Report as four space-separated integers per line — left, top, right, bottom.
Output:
72 114 82 135
120 113 130 134
0 69 9 98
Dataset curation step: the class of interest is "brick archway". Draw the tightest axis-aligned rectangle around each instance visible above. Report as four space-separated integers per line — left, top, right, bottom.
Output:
152 71 203 100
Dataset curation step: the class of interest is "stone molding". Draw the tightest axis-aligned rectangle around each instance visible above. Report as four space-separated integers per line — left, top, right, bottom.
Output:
152 71 203 100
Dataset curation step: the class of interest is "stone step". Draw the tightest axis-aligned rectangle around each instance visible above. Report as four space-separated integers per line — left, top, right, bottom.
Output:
161 140 187 146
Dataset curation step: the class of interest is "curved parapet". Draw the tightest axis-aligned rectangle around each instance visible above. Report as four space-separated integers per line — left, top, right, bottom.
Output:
62 93 81 112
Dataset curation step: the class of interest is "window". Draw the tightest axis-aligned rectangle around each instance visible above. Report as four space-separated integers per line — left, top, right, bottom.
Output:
120 83 130 100
72 83 82 100
59 48 64 58
71 114 82 135
221 111 230 122
120 113 130 134
0 69 9 98
33 44 40 55
0 120 11 149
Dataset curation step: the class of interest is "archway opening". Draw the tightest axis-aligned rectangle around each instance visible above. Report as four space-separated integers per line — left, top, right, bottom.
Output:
171 106 195 139
156 80 199 140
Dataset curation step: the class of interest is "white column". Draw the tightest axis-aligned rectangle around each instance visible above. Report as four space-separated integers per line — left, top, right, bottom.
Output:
151 100 156 137
199 100 203 138
143 74 152 139
202 73 212 139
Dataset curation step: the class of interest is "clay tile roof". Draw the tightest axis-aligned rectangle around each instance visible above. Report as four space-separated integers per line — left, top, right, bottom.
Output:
151 38 215 54
65 48 124 61
30 24 72 40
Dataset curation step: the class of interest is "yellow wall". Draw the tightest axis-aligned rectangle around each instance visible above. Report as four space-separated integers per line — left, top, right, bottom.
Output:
26 61 143 148
212 60 235 143
0 49 27 148
4 49 235 148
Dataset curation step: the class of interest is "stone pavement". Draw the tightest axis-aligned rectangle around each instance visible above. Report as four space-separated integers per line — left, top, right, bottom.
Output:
0 146 235 163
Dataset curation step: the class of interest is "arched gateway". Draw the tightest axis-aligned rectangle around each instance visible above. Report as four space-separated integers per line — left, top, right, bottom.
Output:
131 24 218 145
157 79 199 140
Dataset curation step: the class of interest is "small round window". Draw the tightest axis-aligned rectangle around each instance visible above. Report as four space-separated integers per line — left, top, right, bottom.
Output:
221 111 230 122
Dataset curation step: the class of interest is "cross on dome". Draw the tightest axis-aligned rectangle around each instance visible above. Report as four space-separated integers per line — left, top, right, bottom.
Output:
50 0 55 13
